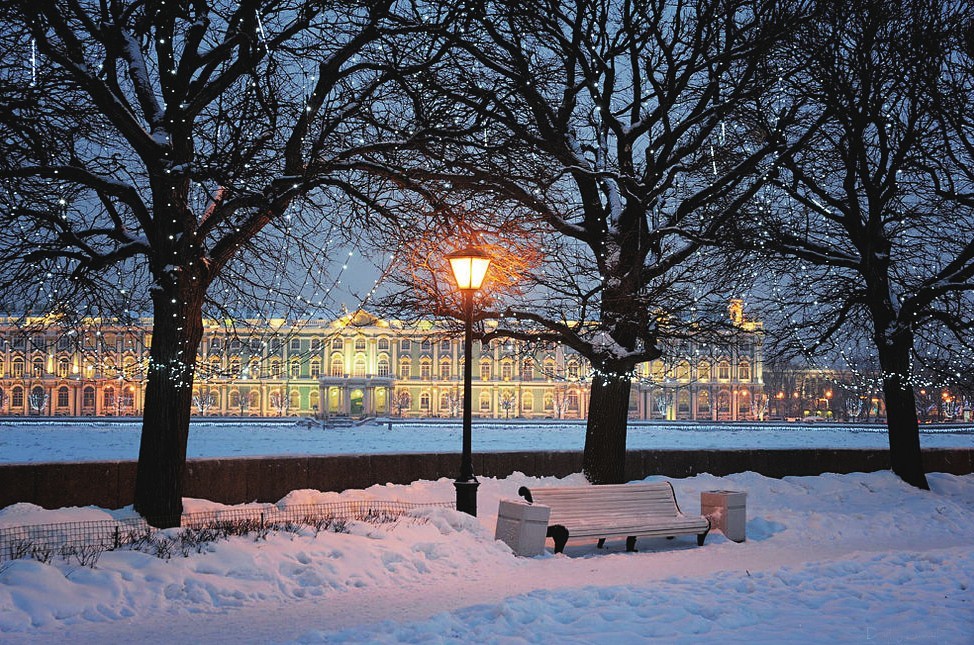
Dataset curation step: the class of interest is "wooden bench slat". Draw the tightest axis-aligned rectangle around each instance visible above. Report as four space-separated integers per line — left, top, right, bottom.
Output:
520 482 710 553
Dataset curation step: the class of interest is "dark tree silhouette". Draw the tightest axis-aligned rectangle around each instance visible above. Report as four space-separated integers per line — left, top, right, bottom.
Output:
0 0 437 524
368 0 803 483
743 0 974 489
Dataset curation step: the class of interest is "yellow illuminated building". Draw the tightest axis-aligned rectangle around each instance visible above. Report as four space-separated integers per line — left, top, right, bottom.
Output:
0 303 764 421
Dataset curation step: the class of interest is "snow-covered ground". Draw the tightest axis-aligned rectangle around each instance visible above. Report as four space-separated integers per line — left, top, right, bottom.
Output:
2 417 973 463
1 420 972 642
1 470 973 643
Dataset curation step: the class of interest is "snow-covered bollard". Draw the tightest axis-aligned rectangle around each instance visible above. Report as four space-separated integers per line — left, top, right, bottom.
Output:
700 490 747 543
494 499 551 557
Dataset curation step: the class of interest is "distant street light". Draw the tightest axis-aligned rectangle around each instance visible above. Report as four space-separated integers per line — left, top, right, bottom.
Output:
446 244 492 516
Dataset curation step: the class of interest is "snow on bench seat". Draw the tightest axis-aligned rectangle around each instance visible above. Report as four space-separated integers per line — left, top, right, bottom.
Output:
518 482 710 554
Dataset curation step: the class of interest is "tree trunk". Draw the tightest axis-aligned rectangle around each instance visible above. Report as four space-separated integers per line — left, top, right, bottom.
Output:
878 339 929 490
134 282 205 527
582 372 632 484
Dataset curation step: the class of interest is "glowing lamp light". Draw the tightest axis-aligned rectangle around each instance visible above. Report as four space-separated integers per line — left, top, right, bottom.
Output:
446 246 491 291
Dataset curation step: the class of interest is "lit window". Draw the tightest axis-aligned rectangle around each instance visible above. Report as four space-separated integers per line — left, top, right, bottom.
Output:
697 390 711 412
718 361 731 380
739 361 751 381
567 391 579 410
566 361 579 380
698 361 711 381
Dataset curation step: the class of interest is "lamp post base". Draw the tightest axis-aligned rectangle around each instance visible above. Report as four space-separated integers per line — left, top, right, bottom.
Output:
454 478 480 516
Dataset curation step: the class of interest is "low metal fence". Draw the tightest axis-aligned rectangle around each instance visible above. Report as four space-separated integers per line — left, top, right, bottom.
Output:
0 499 454 564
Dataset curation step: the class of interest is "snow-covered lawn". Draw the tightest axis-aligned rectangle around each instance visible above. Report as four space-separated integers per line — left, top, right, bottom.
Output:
1 470 972 644
2 418 973 462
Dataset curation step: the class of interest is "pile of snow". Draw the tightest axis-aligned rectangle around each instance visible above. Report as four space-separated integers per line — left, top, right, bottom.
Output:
1 470 972 643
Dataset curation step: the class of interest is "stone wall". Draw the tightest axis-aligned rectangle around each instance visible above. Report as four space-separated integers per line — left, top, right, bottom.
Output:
1 448 970 510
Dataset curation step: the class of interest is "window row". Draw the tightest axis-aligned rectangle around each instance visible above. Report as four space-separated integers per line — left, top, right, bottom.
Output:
1 356 142 379
643 359 753 382
403 389 583 413
0 385 133 410
1 334 144 352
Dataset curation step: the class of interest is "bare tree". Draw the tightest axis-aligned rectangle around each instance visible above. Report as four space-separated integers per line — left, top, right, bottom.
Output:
192 386 217 416
370 0 802 482
393 389 411 417
269 389 289 417
442 387 462 418
28 388 49 415
499 390 516 419
0 1 437 524
743 0 974 488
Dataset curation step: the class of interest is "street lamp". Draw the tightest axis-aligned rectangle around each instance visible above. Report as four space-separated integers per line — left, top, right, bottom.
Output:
446 244 492 516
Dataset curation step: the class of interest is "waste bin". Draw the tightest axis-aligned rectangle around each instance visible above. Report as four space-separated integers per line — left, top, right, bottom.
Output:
494 499 551 556
700 490 747 542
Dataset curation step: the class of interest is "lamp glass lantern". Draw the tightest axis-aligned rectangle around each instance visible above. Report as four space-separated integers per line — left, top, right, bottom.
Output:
447 247 492 291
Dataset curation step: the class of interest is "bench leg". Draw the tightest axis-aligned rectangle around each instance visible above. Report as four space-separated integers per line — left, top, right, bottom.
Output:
697 527 710 546
547 525 569 554
626 536 637 552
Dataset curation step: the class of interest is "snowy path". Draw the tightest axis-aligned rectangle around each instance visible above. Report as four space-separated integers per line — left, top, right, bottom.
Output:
7 542 971 644
2 471 972 643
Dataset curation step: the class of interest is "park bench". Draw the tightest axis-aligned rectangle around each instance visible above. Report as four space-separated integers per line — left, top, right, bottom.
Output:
518 481 710 554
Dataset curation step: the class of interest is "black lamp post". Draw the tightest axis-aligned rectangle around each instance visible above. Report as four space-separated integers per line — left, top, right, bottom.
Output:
446 244 492 516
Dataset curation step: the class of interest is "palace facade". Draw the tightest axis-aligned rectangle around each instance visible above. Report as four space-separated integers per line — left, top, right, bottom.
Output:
0 302 764 421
